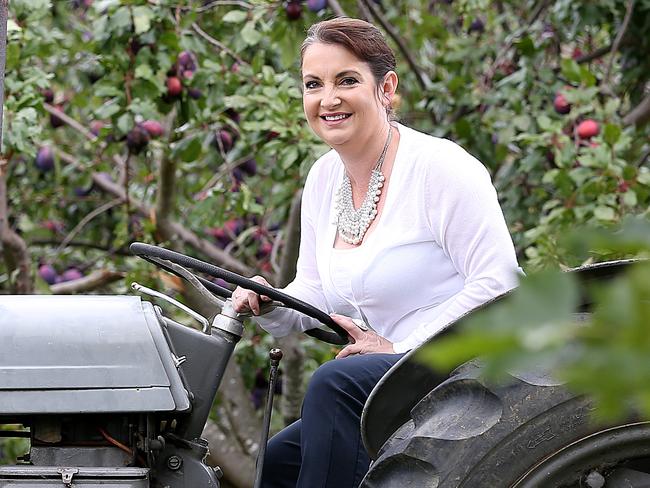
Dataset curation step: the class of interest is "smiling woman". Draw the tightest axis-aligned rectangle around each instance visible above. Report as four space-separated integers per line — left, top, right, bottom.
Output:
231 17 521 488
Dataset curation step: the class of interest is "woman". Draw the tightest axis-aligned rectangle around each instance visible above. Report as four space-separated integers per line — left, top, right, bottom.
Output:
232 18 520 488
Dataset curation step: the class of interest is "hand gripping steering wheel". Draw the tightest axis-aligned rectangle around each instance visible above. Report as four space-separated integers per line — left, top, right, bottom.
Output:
130 242 349 345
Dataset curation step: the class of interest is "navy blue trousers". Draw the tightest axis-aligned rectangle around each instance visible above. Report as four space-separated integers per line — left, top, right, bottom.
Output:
261 353 405 488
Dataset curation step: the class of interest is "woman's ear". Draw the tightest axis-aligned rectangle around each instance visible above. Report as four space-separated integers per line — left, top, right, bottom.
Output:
381 71 399 107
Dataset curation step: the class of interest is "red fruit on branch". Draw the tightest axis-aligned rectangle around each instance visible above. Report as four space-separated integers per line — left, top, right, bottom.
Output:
553 93 571 115
576 119 600 139
286 2 302 20
166 76 183 97
141 120 164 138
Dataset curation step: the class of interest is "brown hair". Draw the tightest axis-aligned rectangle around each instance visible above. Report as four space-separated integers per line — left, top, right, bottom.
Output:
300 18 397 115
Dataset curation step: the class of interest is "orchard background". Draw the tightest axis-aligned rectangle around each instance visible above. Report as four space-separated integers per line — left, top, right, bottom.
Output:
0 0 649 486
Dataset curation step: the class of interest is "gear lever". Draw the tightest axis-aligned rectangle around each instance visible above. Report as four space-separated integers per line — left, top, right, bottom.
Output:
253 348 283 488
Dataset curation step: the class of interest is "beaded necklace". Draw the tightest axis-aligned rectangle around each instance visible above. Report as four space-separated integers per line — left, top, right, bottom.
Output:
334 127 393 245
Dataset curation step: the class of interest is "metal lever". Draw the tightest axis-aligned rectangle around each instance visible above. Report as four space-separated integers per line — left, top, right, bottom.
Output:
131 282 210 332
253 348 283 488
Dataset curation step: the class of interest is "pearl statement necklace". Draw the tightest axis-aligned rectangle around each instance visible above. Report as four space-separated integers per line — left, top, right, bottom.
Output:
334 127 393 245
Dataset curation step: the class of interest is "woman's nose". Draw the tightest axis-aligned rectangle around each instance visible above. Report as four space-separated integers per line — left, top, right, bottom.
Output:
320 86 341 109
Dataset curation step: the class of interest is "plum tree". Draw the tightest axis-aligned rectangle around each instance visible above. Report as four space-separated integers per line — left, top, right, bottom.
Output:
1 1 649 485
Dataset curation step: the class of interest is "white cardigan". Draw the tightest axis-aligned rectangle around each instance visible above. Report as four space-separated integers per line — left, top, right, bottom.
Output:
257 124 520 353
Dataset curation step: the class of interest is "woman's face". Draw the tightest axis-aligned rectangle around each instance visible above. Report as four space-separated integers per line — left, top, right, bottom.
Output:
301 42 392 149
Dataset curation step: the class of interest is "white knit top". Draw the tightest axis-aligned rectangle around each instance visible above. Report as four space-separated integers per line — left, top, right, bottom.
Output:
256 124 520 353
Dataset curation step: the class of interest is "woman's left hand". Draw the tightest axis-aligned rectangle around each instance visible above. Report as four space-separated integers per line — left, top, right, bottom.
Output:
331 313 394 359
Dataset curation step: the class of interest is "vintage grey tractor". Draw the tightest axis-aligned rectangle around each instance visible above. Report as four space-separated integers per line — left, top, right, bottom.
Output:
0 244 648 487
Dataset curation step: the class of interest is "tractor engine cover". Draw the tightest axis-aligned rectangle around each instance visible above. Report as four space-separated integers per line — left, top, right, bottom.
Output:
0 295 190 415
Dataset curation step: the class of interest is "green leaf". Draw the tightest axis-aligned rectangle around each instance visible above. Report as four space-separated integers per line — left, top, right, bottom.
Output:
133 6 154 35
637 171 650 186
594 206 616 221
560 58 582 84
603 123 621 146
514 36 535 57
117 113 132 134
134 64 155 81
622 190 637 207
109 7 132 36
94 101 121 119
241 22 262 46
173 137 202 163
223 10 248 23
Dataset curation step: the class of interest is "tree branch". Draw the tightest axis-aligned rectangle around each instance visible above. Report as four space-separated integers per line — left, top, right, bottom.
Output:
355 0 372 23
327 0 347 17
360 0 429 93
43 102 126 173
54 148 255 275
603 0 635 92
275 189 305 425
0 2 32 294
623 91 650 127
29 238 131 255
50 268 125 294
483 0 552 87
575 43 613 64
191 22 249 67
53 198 122 262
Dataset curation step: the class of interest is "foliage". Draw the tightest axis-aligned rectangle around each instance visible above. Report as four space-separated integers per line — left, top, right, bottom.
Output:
1 0 650 482
417 217 650 421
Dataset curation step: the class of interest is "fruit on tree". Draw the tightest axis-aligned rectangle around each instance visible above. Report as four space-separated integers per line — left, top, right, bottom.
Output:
42 88 54 103
38 264 58 285
468 18 485 34
225 108 240 124
178 50 197 71
35 146 55 172
60 267 83 282
42 220 64 233
238 158 257 177
213 129 234 152
127 126 150 154
166 76 183 97
50 105 65 128
554 93 571 114
89 120 104 136
576 119 600 139
141 120 164 138
188 88 202 99
307 0 327 12
286 1 302 20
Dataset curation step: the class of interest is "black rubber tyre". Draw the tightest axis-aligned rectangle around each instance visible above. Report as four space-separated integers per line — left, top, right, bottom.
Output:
360 359 650 488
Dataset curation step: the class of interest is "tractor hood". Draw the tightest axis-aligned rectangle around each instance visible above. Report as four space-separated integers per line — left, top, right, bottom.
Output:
0 295 190 415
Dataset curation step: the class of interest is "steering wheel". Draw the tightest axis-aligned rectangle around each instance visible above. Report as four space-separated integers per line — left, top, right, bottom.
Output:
130 242 349 345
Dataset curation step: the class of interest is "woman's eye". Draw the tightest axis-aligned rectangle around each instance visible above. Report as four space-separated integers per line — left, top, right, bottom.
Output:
304 80 320 90
340 77 358 86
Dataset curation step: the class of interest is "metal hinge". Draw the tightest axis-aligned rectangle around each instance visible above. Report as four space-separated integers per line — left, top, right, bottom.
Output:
58 467 79 487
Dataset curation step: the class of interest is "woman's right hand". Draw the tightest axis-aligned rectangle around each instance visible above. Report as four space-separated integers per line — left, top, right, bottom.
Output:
231 275 273 315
